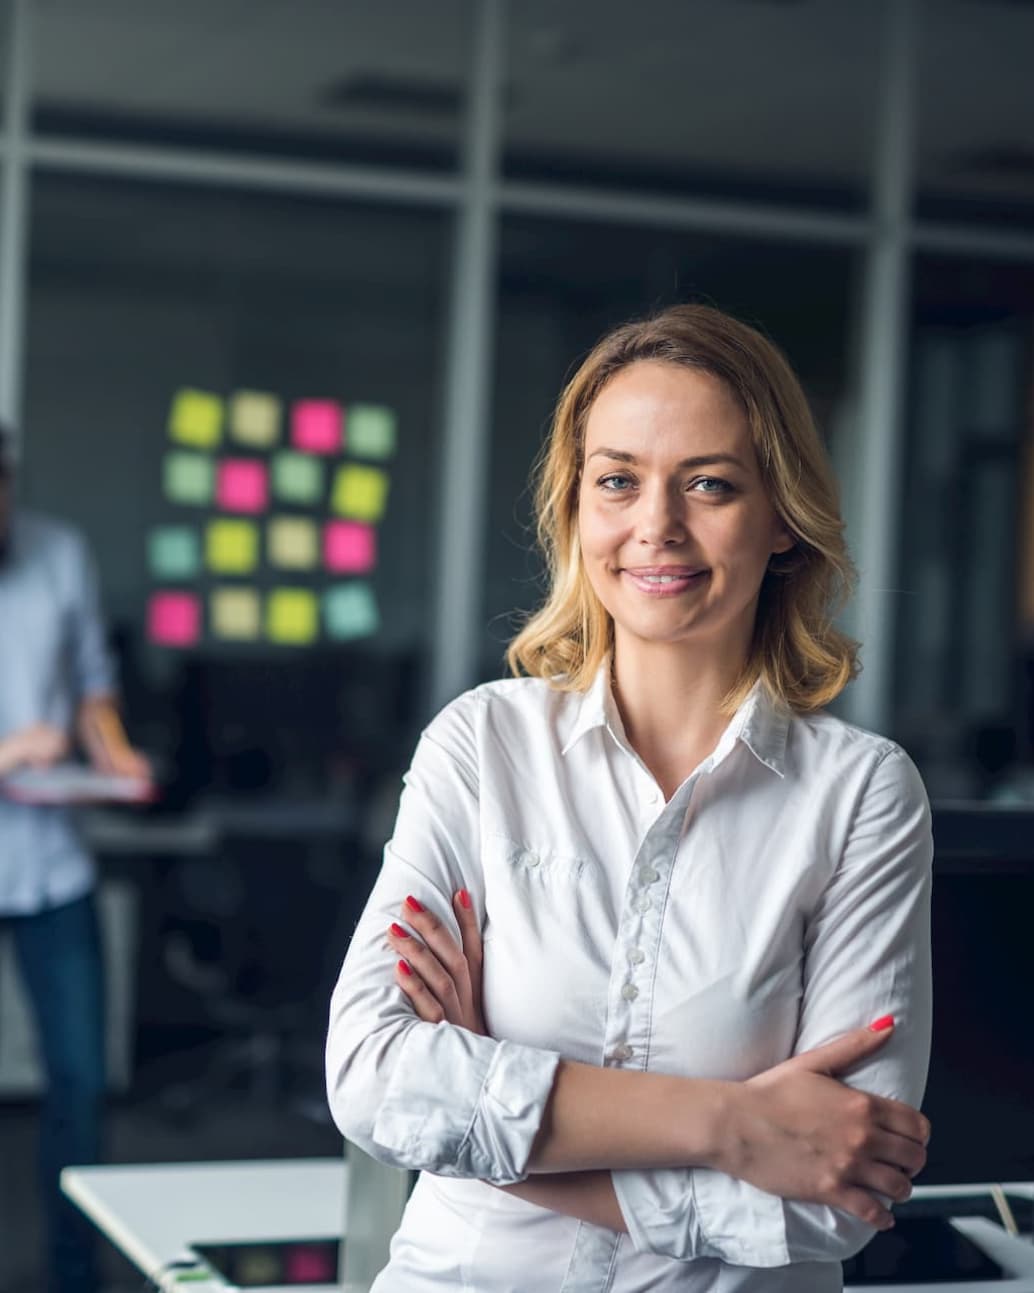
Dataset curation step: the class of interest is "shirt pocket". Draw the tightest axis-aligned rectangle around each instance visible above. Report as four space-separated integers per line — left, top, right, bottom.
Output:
485 832 587 885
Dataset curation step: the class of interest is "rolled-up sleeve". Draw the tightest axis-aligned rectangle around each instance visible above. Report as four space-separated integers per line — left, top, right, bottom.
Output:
325 697 560 1184
613 746 933 1266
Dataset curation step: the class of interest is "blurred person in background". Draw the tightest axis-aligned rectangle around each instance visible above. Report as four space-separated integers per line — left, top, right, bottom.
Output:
0 423 151 1293
327 306 933 1291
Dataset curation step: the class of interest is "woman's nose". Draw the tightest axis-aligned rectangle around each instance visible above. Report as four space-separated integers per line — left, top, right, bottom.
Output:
636 484 686 547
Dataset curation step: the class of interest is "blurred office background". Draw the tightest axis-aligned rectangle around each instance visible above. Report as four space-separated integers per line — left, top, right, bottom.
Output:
1 0 1033 1288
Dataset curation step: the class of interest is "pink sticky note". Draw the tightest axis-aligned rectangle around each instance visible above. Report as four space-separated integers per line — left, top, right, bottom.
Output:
292 400 343 455
217 459 269 514
324 521 376 573
147 592 200 647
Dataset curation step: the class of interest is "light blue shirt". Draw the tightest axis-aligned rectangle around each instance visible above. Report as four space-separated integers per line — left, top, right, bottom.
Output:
0 510 115 913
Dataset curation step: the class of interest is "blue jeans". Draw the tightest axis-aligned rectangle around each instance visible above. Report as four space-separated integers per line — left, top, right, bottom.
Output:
5 893 105 1293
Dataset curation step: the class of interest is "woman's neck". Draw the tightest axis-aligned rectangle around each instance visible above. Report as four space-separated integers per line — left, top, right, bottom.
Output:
610 638 750 797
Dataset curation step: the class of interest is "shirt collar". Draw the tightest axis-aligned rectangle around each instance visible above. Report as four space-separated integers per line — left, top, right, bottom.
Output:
560 660 790 777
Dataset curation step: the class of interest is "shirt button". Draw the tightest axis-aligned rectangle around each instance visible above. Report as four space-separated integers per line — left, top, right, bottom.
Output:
638 865 659 884
520 850 539 868
629 948 646 965
612 1043 635 1062
634 896 652 914
621 983 639 1002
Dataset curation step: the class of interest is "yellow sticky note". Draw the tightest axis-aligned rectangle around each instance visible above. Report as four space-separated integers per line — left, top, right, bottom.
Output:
267 516 318 570
169 388 223 449
210 587 261 640
206 519 258 574
230 390 282 449
267 588 318 645
331 464 389 522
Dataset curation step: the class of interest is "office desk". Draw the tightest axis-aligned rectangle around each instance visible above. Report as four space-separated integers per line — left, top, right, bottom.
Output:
63 1160 1034 1293
61 1159 344 1293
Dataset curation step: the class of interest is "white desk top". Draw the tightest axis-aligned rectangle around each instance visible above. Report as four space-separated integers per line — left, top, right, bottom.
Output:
61 1158 344 1292
61 1161 1034 1293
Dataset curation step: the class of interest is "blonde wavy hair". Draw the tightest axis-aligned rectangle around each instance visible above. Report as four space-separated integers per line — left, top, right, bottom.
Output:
506 304 860 714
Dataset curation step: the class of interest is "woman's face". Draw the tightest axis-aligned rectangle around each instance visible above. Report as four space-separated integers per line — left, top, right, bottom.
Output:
577 360 792 661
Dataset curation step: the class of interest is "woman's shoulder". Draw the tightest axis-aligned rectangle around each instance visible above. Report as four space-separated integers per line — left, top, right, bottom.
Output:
786 706 927 801
421 675 576 758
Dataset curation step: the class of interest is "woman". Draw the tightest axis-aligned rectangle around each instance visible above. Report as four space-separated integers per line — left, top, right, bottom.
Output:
326 305 932 1291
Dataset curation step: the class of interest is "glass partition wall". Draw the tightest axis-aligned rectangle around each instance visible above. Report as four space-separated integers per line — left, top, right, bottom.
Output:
0 0 1031 843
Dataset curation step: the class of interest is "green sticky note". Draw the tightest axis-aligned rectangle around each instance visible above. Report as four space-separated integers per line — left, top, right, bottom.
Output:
148 525 200 579
164 452 214 506
267 587 319 644
272 451 324 505
324 582 380 640
346 404 397 460
169 388 223 449
331 464 389 522
206 519 259 574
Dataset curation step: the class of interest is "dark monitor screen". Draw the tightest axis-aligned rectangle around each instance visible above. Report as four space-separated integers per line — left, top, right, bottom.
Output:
921 811 1034 1185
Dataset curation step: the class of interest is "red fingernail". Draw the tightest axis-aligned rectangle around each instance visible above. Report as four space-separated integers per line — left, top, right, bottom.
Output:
390 922 409 938
458 889 471 910
869 1014 894 1032
405 895 424 913
398 959 412 976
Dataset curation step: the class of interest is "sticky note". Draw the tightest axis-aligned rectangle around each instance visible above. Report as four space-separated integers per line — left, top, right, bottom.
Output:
147 592 201 647
347 404 397 460
331 464 389 522
168 388 223 449
164 452 214 506
217 459 269 514
292 399 343 454
268 516 318 570
206 519 258 574
267 588 318 645
272 451 324 505
230 390 281 448
210 587 261 640
148 526 200 579
324 583 380 640
324 520 376 573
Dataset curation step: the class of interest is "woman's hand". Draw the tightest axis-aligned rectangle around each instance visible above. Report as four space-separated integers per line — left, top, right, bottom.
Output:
386 891 486 1035
717 1019 930 1230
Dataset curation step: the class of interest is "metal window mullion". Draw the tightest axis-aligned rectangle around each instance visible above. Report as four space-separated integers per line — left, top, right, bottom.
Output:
842 0 918 734
0 0 32 431
429 0 505 712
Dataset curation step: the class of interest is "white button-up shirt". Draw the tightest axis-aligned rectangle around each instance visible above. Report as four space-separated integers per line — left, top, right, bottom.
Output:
326 667 932 1292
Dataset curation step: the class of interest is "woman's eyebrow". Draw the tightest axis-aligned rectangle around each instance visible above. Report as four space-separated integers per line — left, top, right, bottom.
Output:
587 448 748 471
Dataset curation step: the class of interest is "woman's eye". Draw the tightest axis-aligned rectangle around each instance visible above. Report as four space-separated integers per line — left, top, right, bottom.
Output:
599 474 634 492
690 476 732 495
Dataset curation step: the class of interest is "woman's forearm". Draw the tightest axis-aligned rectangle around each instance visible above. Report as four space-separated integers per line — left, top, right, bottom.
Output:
527 1059 729 1174
500 1170 626 1232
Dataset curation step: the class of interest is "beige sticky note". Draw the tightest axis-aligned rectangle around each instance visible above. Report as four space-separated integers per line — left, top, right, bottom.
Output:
210 587 261 640
268 516 318 570
230 390 282 449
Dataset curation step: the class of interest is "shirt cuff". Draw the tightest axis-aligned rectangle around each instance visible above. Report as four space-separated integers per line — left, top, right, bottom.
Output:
371 1025 560 1185
613 1168 789 1266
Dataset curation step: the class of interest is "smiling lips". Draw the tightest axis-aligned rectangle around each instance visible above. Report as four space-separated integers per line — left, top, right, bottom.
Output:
621 566 709 595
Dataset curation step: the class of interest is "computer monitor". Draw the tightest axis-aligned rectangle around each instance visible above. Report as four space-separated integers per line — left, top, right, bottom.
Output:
921 808 1034 1186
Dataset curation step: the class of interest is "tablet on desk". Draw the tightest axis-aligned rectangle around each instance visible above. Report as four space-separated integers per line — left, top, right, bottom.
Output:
0 762 155 805
191 1238 340 1288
